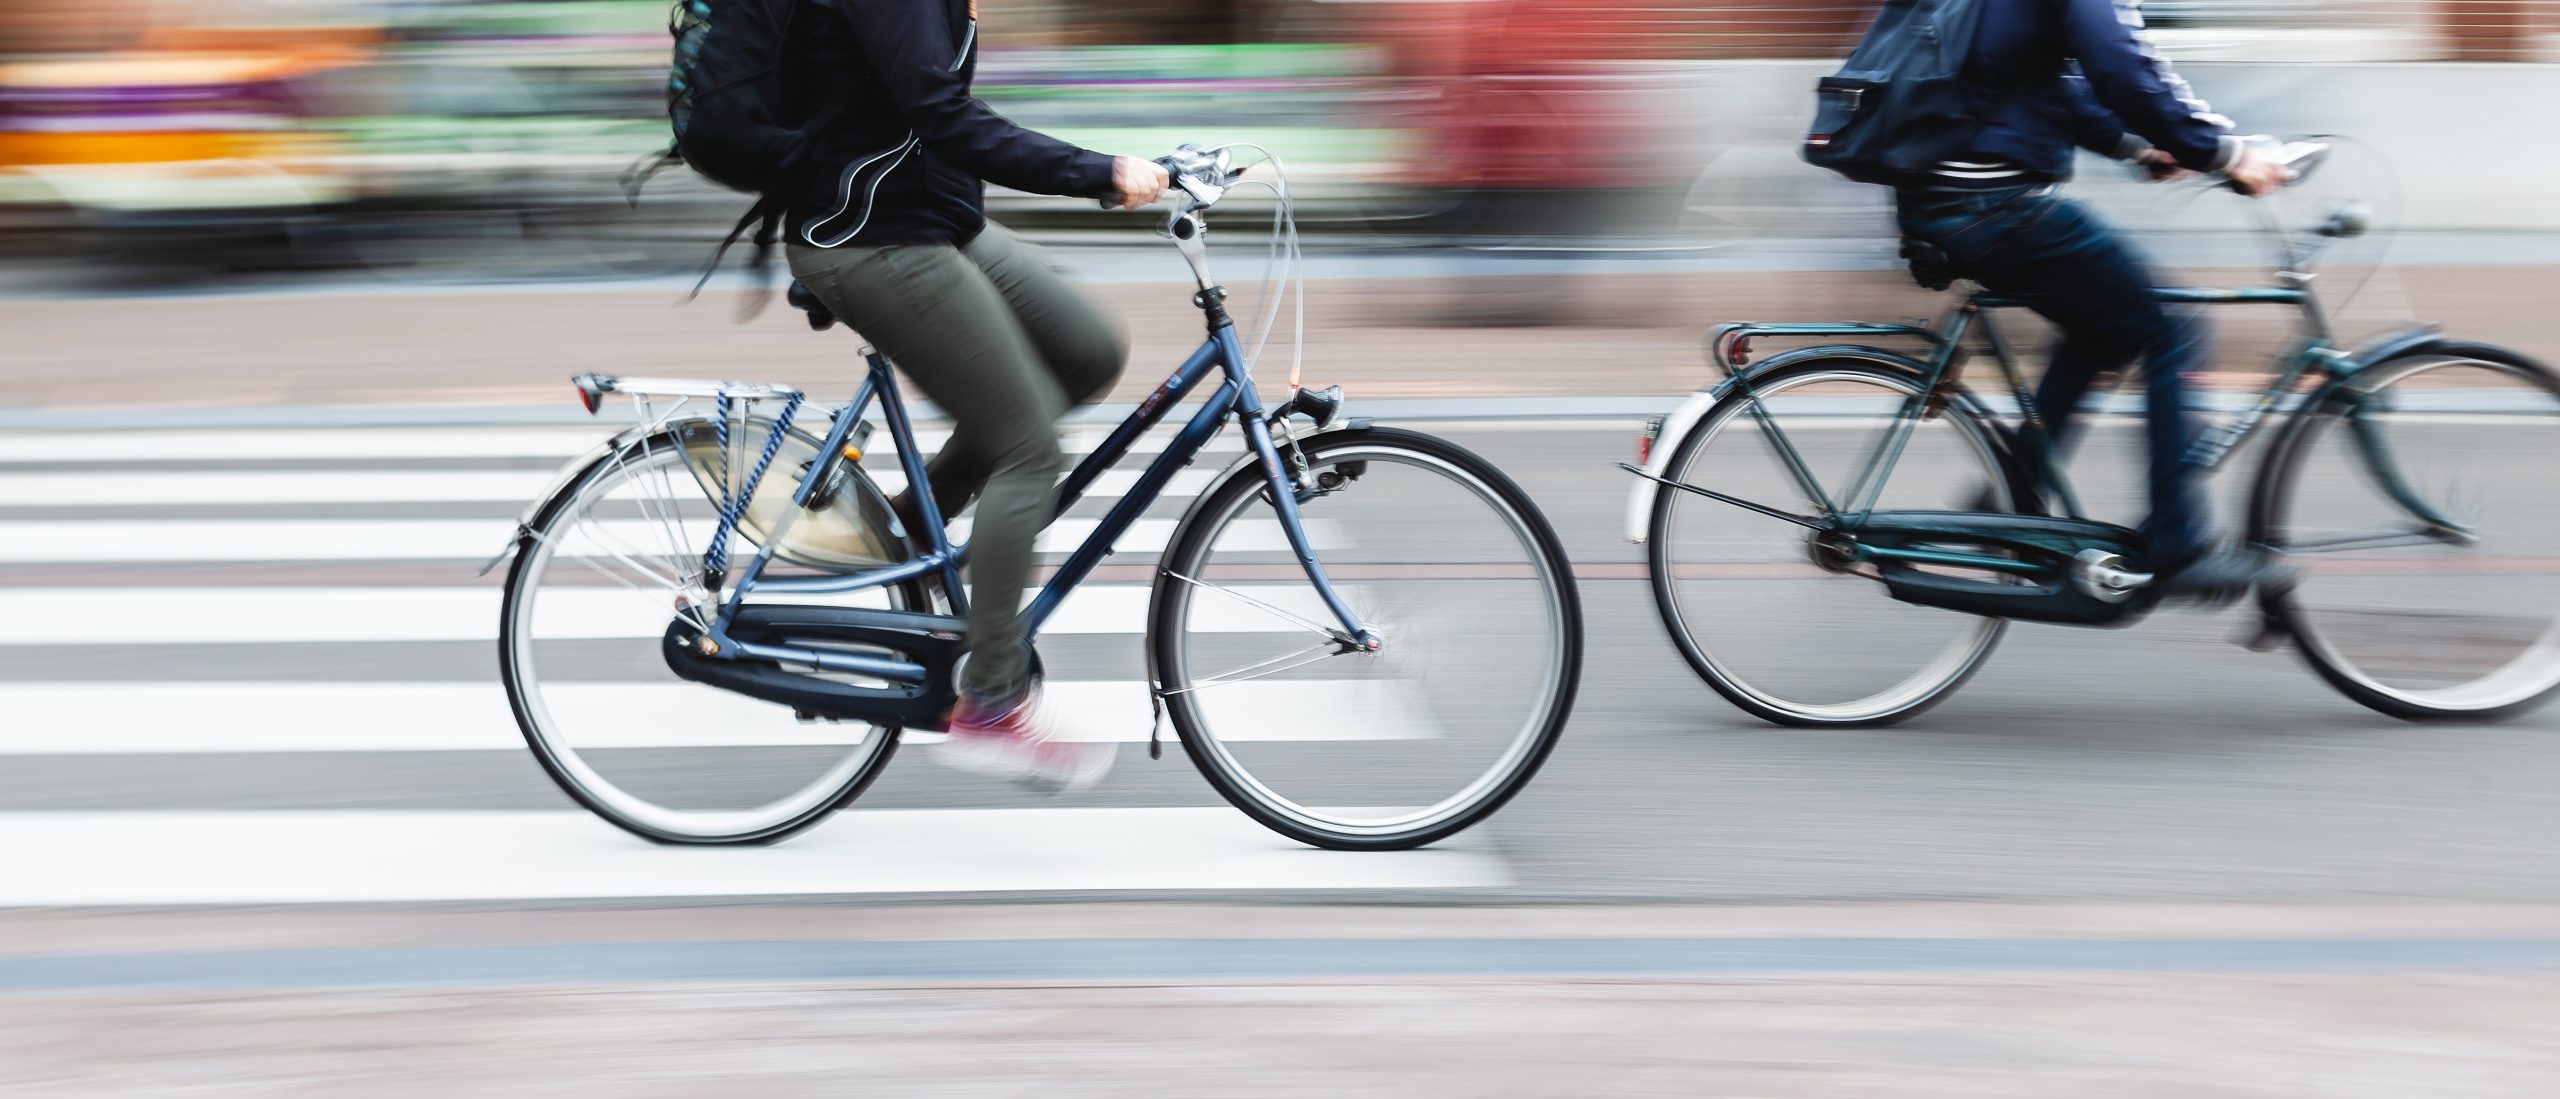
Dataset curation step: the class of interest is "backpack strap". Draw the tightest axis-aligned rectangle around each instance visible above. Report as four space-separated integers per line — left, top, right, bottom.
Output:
687 195 788 323
620 147 682 208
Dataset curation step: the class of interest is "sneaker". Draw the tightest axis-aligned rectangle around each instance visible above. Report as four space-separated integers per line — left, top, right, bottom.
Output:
2156 545 2299 608
931 683 1113 792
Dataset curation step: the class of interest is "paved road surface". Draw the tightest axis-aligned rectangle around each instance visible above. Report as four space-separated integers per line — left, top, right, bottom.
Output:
2 415 2554 907
6 413 2557 1093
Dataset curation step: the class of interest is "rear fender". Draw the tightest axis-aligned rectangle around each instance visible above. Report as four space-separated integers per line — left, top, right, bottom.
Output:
1624 344 2005 542
482 415 834 575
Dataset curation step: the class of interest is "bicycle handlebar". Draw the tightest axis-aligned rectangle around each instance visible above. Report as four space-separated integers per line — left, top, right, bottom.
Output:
1095 145 1239 212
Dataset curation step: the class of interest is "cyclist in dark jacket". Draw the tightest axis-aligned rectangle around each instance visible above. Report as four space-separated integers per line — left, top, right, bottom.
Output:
1898 0 2290 598
783 0 1167 789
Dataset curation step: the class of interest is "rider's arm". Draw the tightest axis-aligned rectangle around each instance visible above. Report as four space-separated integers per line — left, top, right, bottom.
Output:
2061 69 2145 160
837 0 1116 199
2060 0 2239 173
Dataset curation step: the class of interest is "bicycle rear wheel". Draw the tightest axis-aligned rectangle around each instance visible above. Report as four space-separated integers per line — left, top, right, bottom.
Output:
1149 427 1581 850
1648 358 2016 727
2253 346 2560 720
499 423 916 845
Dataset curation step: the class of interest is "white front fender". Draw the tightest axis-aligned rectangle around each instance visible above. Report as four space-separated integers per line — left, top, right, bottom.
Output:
1622 386 1726 543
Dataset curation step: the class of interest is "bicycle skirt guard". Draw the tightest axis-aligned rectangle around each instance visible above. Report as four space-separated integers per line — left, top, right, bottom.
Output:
1843 511 2162 627
662 605 980 732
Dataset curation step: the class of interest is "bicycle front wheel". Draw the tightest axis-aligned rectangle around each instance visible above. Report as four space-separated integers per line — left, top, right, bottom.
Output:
2254 346 2560 720
499 424 915 845
1149 427 1582 850
1648 358 2016 727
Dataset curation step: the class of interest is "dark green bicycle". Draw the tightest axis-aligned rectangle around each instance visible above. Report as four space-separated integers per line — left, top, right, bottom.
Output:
1622 141 2560 726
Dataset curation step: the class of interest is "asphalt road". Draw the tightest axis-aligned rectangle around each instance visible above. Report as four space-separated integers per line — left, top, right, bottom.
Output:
3 414 2554 908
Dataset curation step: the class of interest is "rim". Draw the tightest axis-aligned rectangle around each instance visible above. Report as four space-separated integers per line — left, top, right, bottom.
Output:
506 435 897 840
1162 442 1571 839
1659 368 2008 723
2272 355 2560 714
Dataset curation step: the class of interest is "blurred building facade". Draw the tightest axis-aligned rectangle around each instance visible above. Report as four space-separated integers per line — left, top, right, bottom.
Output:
6 1 2558 277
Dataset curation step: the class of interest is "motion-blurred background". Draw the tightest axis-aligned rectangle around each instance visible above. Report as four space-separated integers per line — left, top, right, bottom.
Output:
6 1 2556 284
6 9 2560 1091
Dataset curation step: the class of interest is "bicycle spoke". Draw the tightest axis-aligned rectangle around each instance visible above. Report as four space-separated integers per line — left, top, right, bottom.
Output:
1649 362 2007 726
1164 640 1348 694
1154 433 1576 849
1164 569 1340 639
562 499 693 592
500 422 904 845
631 433 700 575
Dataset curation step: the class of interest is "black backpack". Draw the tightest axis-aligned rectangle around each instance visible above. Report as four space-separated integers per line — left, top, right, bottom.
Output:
666 0 810 194
1801 0 1994 186
630 0 823 304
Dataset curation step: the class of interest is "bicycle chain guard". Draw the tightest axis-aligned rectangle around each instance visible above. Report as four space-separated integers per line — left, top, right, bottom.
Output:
1851 510 2162 627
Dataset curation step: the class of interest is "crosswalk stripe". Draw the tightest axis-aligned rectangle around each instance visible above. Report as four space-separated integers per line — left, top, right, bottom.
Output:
0 470 560 506
0 514 1329 562
0 468 1222 508
0 681 1439 753
3 584 1343 645
865 468 1220 502
0 809 1508 905
0 430 607 462
0 428 1239 465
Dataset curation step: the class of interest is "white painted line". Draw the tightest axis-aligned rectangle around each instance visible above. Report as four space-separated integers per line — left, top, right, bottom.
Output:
0 514 1325 562
0 809 1508 905
0 470 559 506
0 430 610 463
1048 679 1440 743
0 680 1436 753
0 427 1239 465
3 584 1343 645
0 467 1215 508
865 468 1219 502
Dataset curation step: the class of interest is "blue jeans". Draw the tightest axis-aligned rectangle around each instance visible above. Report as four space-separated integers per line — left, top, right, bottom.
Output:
1896 186 2212 566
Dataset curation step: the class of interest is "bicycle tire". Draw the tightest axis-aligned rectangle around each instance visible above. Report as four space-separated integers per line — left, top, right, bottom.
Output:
2251 342 2560 722
1148 427 1583 850
1646 356 2023 728
499 426 918 846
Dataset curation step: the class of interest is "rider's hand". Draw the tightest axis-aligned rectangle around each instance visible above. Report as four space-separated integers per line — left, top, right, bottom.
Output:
1111 156 1170 211
2223 144 2288 197
2135 148 2192 183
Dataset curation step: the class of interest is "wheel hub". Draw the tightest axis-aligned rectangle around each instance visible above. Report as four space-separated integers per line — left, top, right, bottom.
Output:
1808 532 1861 574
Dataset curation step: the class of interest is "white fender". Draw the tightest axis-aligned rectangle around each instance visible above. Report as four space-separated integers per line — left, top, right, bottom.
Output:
1622 385 1726 543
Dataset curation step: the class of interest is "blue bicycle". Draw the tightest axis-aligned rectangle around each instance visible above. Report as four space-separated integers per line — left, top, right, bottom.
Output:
494 146 1583 849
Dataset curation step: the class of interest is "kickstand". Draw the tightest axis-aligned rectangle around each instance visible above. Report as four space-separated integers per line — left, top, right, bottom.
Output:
1145 690 1167 761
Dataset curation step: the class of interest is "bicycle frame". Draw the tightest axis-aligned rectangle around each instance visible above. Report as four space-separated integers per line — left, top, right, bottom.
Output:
1701 275 2360 578
692 320 1375 685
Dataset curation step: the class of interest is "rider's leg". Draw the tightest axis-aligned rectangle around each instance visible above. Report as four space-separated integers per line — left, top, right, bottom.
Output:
908 223 1129 520
2130 309 2214 567
1902 190 2214 565
785 240 1067 702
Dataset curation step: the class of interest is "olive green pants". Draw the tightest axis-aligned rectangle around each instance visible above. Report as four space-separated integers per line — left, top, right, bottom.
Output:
787 223 1127 699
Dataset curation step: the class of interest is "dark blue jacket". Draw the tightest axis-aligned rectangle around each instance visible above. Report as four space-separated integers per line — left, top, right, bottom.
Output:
782 0 1117 248
1935 0 2237 187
